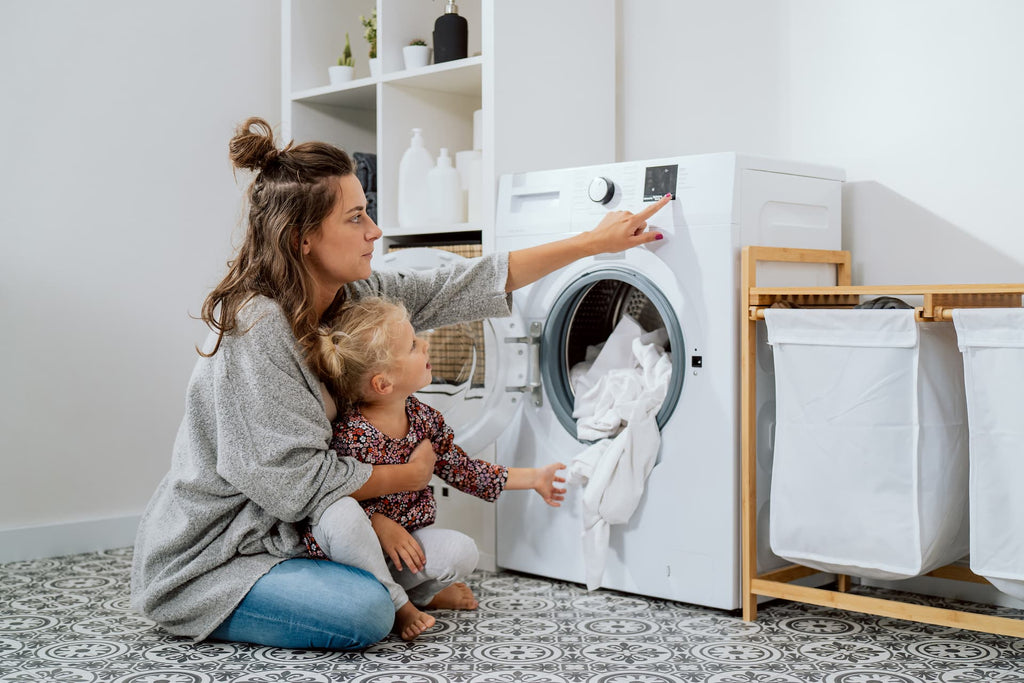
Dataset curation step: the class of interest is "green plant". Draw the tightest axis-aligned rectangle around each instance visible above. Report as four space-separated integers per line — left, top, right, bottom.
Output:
408 39 427 47
360 10 377 59
338 32 354 67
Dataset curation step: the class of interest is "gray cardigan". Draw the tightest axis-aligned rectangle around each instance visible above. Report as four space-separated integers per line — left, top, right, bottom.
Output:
130 253 512 640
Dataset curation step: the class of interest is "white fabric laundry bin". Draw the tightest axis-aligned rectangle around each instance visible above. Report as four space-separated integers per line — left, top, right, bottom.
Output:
764 308 970 580
953 308 1024 601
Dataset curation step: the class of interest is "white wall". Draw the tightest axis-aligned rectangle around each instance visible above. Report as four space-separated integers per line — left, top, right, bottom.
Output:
0 1 280 558
620 0 1024 285
618 0 785 161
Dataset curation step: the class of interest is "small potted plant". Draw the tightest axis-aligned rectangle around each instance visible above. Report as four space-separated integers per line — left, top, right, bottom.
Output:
329 33 355 84
403 38 431 70
360 10 379 77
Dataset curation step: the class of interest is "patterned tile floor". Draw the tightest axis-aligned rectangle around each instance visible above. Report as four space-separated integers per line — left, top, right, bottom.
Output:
1 548 1023 682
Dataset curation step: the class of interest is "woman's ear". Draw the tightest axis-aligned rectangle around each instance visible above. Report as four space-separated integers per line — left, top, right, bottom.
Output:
369 373 393 396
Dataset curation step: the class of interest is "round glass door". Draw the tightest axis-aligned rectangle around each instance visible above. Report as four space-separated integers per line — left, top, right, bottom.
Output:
540 265 685 440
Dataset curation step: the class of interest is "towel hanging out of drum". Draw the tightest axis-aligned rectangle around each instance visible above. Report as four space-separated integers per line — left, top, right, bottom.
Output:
566 314 672 591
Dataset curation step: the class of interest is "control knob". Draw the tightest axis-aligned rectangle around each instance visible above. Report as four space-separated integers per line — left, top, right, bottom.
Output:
587 176 615 204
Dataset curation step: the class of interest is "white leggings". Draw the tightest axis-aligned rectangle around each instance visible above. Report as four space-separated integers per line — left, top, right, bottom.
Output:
310 497 479 610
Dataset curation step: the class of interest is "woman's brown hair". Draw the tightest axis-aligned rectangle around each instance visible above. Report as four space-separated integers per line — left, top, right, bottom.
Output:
200 116 354 356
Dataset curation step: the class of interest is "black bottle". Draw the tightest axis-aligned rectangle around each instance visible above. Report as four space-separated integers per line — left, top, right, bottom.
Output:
433 1 468 64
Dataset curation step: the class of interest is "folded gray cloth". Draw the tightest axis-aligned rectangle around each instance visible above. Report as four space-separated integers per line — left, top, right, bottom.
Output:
854 296 912 310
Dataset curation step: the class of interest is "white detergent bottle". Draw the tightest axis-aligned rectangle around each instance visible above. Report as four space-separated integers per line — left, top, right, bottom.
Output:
426 147 465 225
398 128 434 228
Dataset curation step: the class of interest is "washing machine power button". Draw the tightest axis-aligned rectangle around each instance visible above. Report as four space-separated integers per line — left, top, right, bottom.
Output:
587 176 615 204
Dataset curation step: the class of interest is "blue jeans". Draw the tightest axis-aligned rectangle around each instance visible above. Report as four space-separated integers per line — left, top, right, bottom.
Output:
209 558 394 650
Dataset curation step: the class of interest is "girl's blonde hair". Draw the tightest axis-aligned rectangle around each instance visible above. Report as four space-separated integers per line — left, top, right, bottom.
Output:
311 297 409 413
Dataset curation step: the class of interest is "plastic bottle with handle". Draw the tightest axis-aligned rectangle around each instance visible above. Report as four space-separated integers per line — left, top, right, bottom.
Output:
398 128 434 228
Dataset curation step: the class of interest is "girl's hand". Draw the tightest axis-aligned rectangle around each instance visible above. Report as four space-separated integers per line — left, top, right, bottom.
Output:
533 462 567 507
371 513 425 573
580 193 671 256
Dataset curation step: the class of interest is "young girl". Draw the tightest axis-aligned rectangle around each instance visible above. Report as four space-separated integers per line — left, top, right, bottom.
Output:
305 296 567 641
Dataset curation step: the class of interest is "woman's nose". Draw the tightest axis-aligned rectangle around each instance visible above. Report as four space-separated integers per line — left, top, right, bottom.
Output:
367 217 382 241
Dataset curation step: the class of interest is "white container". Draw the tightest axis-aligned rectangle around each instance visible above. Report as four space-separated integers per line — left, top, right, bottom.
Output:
397 128 434 228
403 44 431 70
426 148 464 225
953 308 1024 601
473 109 483 151
455 149 481 221
765 308 970 580
466 155 482 223
328 65 355 84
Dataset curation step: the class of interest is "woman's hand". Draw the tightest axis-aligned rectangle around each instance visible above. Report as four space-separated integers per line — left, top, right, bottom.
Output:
505 193 672 292
579 193 671 256
371 513 425 573
406 439 437 490
350 439 436 500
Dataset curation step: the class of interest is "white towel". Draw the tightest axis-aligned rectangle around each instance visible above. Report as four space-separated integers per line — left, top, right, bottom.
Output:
567 316 672 590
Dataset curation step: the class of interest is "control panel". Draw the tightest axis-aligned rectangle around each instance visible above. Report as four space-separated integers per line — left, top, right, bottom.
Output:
583 164 679 208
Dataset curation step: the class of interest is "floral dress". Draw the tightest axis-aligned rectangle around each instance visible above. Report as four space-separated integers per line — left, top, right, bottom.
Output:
305 396 509 558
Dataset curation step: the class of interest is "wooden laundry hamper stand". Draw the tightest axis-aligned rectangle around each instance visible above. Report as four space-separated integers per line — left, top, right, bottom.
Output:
740 245 1024 638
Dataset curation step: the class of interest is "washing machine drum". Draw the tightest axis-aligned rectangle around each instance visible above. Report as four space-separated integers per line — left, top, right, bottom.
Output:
541 267 685 439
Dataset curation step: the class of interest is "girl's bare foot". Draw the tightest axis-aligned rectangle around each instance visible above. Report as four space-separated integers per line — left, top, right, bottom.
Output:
395 602 435 641
425 582 479 610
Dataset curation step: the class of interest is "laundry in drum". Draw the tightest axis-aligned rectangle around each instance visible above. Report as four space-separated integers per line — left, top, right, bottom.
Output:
569 314 672 441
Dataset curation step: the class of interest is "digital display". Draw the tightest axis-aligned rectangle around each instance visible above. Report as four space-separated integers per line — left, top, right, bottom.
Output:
643 164 678 202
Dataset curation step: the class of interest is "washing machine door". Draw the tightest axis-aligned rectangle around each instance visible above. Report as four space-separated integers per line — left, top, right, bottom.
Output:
378 247 528 455
536 263 687 439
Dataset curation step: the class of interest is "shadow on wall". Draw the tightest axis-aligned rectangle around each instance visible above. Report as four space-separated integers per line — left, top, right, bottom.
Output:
843 181 1024 285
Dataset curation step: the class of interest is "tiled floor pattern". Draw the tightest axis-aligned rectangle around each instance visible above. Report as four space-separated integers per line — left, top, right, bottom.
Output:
1 548 1023 682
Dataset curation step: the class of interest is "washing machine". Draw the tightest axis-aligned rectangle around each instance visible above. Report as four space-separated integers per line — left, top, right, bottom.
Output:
383 152 843 611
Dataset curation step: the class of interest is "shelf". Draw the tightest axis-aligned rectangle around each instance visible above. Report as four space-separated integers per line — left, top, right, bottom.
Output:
382 56 482 95
382 222 482 238
292 79 376 109
289 56 482 109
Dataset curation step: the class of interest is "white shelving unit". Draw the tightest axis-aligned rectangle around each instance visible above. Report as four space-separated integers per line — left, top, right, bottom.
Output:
282 0 616 252
281 0 616 568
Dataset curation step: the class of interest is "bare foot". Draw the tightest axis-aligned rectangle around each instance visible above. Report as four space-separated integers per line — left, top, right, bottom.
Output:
425 582 479 610
395 601 435 641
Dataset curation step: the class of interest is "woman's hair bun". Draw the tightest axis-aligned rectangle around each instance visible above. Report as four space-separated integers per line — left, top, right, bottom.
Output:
229 117 280 172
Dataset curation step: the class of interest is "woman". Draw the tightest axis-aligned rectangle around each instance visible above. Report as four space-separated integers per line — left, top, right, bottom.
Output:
130 117 668 650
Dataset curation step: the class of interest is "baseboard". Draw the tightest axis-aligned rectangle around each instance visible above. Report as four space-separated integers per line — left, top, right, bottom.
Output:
864 573 1024 610
478 550 496 573
0 515 140 564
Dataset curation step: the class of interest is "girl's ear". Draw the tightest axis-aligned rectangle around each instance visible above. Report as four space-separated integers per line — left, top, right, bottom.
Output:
369 373 393 396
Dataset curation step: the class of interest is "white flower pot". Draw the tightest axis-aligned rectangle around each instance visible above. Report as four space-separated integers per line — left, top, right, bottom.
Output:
403 45 431 70
368 57 381 77
328 65 355 85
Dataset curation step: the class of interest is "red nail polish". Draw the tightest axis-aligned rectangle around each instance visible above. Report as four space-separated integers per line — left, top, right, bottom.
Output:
655 233 664 240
